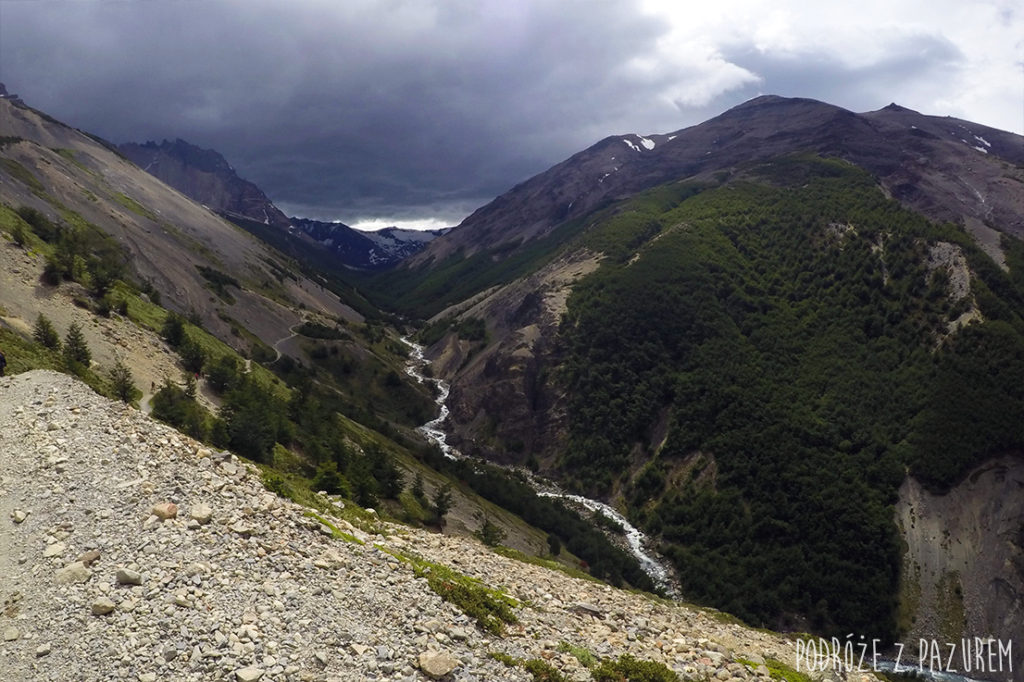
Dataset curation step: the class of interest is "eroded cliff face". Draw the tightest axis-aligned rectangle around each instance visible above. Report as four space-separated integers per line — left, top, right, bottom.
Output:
426 250 601 466
896 455 1024 664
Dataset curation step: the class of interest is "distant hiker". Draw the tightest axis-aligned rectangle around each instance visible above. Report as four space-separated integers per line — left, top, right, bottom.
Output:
0 347 6 376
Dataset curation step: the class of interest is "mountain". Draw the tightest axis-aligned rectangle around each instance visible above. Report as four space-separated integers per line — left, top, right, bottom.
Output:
0 90 659 634
117 138 447 270
0 97 353 349
408 95 1022 274
118 138 292 230
376 96 1024 654
6 87 1024 676
291 217 450 270
0 369 810 682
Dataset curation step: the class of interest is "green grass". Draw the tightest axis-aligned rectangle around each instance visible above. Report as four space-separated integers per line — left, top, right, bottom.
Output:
0 204 48 252
592 654 678 682
110 282 285 397
302 510 364 544
0 325 116 401
52 148 96 176
493 546 600 584
387 549 520 634
0 158 45 193
763 658 813 682
112 192 158 221
557 642 598 668
490 653 567 681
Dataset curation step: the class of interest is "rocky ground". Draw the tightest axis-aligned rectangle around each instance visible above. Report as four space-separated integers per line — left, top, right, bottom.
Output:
0 370 874 682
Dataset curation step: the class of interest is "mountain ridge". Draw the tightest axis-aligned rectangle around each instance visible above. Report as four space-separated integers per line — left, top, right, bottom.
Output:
411 96 1023 270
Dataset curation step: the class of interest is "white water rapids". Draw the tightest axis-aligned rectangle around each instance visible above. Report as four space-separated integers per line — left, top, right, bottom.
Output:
401 337 676 594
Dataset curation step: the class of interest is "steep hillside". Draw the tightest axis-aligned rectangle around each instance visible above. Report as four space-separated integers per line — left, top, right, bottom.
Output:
118 138 292 230
426 96 1024 263
0 94 668 616
407 153 1024 645
0 370 820 682
378 96 1023 319
0 97 353 350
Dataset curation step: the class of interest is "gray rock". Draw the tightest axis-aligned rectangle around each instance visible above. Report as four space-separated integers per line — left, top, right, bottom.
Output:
55 561 92 584
42 542 66 558
235 667 265 681
92 596 117 615
190 503 213 525
3 627 19 641
116 567 143 585
418 650 460 678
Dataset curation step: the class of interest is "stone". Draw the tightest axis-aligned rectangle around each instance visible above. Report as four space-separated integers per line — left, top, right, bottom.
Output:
235 667 265 681
190 503 213 525
116 568 143 585
350 643 369 656
418 650 460 678
151 501 178 519
231 521 254 537
43 542 66 558
55 561 92 584
35 643 51 657
77 549 102 566
573 602 605 618
3 627 19 641
92 596 117 615
11 510 27 524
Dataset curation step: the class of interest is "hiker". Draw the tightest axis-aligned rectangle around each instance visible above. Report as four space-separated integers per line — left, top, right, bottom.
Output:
0 347 6 377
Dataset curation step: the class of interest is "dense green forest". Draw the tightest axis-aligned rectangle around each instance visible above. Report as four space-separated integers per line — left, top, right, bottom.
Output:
557 156 1024 639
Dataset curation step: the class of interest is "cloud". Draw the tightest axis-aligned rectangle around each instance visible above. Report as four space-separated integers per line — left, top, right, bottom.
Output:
1 0 1019 226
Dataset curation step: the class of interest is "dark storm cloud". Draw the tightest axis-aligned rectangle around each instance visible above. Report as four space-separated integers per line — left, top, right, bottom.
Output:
0 0 682 224
0 1 985 226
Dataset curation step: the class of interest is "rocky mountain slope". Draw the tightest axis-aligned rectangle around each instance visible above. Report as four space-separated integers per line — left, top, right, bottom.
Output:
0 96 353 350
0 370 823 682
375 99 1024 654
408 96 1023 269
117 137 447 271
118 139 292 230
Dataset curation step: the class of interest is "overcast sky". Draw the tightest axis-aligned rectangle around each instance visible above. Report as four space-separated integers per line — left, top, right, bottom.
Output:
2 0 1021 229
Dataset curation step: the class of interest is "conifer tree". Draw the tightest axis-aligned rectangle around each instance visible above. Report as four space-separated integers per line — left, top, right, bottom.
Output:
62 322 91 372
32 314 61 350
109 359 136 403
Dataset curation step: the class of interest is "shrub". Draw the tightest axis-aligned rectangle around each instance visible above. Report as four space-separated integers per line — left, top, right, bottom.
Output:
592 654 678 682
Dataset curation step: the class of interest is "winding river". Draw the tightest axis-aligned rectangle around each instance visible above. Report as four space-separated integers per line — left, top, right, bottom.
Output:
401 337 676 594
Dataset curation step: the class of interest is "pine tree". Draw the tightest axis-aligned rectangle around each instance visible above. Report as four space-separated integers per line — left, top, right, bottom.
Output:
109 359 136 403
432 483 453 524
62 322 91 373
32 314 61 350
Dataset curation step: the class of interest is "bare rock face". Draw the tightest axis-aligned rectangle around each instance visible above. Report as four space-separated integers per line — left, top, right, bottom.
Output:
118 139 293 230
896 455 1024 655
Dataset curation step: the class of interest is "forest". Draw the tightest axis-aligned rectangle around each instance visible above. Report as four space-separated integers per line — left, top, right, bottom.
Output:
557 156 1024 638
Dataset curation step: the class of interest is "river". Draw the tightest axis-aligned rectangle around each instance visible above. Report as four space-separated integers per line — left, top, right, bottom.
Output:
401 336 677 594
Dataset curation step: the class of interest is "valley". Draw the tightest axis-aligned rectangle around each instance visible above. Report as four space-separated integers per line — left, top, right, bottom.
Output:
2 89 1024 681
